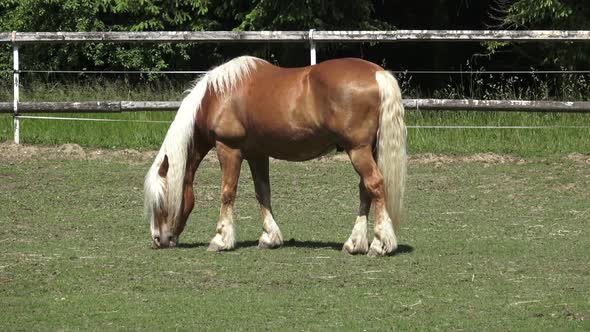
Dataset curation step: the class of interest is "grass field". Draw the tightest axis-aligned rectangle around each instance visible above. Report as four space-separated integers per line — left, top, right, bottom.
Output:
1 78 590 155
1 148 588 330
1 110 589 155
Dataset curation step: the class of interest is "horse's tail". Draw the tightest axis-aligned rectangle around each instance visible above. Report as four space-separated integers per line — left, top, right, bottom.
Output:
375 70 407 236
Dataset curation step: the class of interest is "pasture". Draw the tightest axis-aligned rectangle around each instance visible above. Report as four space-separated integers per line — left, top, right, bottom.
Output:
0 144 588 330
2 110 590 155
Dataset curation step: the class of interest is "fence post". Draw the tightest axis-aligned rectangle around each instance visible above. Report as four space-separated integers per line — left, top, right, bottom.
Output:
309 29 316 65
12 31 20 144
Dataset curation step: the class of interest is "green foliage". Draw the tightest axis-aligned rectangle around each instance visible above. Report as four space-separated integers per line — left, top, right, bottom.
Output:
97 0 217 31
0 0 225 73
0 0 388 74
0 0 99 72
235 0 389 30
487 0 590 69
502 0 574 28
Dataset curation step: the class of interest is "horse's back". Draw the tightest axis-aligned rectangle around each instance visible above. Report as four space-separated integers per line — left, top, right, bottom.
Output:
203 57 385 160
309 58 383 83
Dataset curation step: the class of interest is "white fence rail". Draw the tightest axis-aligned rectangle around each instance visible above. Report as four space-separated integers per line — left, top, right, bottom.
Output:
3 30 590 43
2 99 590 114
2 30 590 144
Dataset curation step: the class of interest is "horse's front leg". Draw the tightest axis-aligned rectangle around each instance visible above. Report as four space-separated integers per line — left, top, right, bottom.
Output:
247 158 283 249
208 143 242 251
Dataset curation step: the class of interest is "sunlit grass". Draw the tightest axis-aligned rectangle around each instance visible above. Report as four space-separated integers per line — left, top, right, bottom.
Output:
1 79 589 154
0 155 588 330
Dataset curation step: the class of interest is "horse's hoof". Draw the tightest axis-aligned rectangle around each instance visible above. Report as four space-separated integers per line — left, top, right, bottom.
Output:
367 246 396 257
258 231 283 249
367 239 396 257
342 239 368 255
207 244 234 252
258 241 281 249
258 237 283 249
207 242 223 252
207 238 233 252
367 247 383 257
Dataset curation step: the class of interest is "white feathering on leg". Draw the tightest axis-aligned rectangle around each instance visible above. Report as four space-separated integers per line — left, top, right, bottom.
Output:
368 209 398 257
258 210 283 249
342 216 369 254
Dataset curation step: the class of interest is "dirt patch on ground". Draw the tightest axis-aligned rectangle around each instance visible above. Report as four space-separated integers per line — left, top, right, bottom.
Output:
0 142 156 163
86 148 158 162
2 142 588 166
0 142 220 164
409 153 530 167
562 152 590 165
317 151 529 166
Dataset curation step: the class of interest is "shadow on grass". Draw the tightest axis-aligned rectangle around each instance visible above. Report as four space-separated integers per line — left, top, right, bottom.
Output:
176 239 341 250
178 238 414 255
177 242 208 249
283 238 342 250
393 244 414 255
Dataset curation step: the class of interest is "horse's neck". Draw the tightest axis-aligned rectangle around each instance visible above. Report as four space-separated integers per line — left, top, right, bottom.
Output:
185 138 211 180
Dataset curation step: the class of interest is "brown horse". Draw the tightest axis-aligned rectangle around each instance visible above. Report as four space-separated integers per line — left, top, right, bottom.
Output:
144 56 406 256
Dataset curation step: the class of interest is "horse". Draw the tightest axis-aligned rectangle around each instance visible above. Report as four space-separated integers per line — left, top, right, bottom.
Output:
144 56 406 256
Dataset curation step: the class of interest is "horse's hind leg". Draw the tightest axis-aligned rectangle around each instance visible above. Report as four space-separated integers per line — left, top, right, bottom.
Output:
248 158 283 249
346 147 398 256
342 180 370 254
208 143 242 251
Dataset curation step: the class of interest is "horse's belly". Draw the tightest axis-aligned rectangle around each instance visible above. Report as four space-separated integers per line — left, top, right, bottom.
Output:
243 133 335 161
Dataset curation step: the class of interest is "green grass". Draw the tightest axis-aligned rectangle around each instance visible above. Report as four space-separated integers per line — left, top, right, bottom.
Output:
0 76 187 102
0 112 176 149
1 110 589 154
1 154 589 330
0 78 184 149
407 110 590 155
1 79 589 154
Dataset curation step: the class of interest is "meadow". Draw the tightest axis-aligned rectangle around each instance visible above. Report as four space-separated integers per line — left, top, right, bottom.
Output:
1 77 589 155
0 77 589 330
0 148 589 330
2 109 590 156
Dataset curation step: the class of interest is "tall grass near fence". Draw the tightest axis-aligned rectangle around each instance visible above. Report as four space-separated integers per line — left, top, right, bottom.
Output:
408 111 590 155
1 78 589 155
0 77 185 148
2 110 588 155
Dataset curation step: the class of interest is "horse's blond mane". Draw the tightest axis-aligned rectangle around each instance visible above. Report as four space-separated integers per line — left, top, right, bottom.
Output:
144 56 265 233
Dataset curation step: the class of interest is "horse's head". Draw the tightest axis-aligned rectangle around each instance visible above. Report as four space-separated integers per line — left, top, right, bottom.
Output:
144 154 194 248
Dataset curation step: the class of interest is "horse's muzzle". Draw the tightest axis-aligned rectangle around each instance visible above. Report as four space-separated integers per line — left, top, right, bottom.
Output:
152 235 177 248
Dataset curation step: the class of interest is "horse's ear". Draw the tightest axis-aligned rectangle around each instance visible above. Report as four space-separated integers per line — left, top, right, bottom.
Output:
158 155 169 178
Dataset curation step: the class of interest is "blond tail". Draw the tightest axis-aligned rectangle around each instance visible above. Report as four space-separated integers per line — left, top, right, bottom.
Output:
375 70 407 236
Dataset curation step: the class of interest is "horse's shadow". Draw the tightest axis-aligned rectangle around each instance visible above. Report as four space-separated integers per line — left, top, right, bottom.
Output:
178 238 413 255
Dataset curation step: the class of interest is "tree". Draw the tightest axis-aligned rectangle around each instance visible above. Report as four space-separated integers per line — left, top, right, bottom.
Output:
0 0 389 73
0 0 224 73
235 0 388 30
486 0 590 69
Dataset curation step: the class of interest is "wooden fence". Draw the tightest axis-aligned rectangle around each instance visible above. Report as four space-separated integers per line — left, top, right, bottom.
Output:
2 99 590 114
3 30 590 43
2 30 590 144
